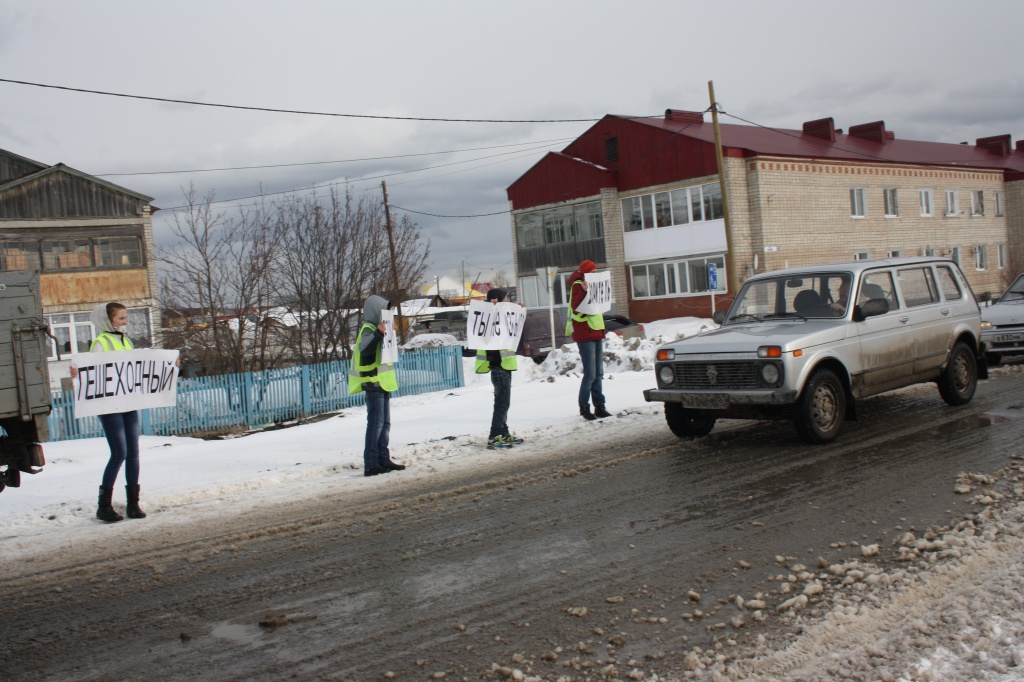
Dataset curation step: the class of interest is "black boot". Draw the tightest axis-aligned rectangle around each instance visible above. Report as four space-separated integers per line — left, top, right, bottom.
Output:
594 404 612 419
580 406 597 421
126 484 146 519
96 486 123 523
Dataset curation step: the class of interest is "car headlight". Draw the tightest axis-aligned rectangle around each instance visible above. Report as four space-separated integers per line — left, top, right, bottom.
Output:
658 365 675 386
981 321 993 331
760 363 780 386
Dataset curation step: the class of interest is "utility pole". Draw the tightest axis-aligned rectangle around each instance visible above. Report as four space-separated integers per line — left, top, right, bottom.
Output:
381 180 405 341
708 80 739 298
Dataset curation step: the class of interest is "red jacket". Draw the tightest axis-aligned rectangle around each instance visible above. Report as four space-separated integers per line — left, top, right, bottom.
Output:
568 270 605 342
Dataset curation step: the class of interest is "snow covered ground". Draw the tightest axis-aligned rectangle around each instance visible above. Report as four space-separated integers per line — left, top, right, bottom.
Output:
3 316 1024 681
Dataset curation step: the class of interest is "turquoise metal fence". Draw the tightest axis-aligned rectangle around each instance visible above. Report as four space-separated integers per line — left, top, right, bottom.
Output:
47 346 465 441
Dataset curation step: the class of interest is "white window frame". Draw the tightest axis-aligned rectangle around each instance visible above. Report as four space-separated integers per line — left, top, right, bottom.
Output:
995 191 1004 217
887 250 902 258
629 254 726 300
918 189 933 217
883 188 899 217
950 246 961 265
997 244 1006 270
854 251 870 261
975 244 987 271
971 190 984 217
850 188 866 218
945 190 958 217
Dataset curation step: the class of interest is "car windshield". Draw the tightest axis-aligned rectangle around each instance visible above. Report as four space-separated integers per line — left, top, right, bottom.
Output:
997 274 1024 303
724 272 854 324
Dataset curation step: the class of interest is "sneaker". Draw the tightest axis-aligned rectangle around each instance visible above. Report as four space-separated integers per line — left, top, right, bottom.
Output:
487 436 512 449
502 434 524 445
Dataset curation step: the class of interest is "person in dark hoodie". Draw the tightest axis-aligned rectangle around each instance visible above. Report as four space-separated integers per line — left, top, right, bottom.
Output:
475 288 524 449
348 294 406 476
567 260 611 421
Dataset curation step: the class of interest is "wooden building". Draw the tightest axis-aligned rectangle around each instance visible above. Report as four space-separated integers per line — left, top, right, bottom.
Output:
0 148 160 389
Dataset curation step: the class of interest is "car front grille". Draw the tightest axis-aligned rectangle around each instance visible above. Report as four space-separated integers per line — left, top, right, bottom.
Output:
672 361 761 389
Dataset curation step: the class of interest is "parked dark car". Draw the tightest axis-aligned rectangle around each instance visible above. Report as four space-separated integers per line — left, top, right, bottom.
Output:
519 309 643 363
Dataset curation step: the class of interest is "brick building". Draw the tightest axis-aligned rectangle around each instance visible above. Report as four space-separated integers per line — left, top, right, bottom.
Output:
0 148 161 389
506 110 1024 322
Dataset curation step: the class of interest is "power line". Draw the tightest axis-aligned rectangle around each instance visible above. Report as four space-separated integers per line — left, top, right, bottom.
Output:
0 77 644 124
95 137 577 177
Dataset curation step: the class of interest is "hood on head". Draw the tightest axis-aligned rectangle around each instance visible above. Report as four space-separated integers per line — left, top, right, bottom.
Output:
363 294 391 325
90 303 115 335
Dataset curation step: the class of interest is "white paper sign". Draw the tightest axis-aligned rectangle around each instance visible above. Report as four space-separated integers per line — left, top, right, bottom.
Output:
466 300 527 351
574 271 613 315
71 349 180 418
380 310 399 364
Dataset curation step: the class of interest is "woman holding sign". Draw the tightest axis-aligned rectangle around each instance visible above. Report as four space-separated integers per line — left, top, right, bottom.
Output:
70 302 179 522
568 260 611 421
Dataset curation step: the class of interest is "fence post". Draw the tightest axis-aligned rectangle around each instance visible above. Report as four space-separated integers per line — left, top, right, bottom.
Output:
243 371 254 427
301 364 311 417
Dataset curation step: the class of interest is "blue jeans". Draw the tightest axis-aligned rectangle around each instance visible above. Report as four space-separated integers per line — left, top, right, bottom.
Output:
99 411 140 488
578 339 606 409
363 390 392 470
489 367 512 439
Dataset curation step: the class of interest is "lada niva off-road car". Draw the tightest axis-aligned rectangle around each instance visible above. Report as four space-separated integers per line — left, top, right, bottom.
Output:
644 258 986 444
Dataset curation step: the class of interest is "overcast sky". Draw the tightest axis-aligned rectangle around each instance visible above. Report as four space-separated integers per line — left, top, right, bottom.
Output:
2 0 1022 288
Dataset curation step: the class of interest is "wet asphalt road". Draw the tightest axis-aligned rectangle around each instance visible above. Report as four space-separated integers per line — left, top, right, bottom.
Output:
2 367 1023 681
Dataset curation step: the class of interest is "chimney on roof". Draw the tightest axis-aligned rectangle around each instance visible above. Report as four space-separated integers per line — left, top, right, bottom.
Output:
664 109 704 124
848 121 892 144
1017 140 1024 153
976 134 1012 157
802 117 836 142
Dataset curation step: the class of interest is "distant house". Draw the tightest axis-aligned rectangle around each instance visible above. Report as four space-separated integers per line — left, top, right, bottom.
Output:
0 148 160 389
507 110 1024 322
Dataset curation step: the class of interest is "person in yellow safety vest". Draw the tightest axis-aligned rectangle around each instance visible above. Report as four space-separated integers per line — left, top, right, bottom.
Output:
69 301 181 523
567 260 611 421
348 293 406 477
475 288 525 449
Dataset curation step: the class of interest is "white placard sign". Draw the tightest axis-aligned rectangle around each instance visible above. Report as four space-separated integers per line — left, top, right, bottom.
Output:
574 271 613 315
71 349 180 418
380 310 399 364
466 300 527 351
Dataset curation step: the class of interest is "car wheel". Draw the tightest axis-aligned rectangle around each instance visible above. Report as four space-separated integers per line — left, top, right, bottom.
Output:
664 403 717 438
794 369 846 444
985 352 1003 367
938 342 978 406
531 355 546 365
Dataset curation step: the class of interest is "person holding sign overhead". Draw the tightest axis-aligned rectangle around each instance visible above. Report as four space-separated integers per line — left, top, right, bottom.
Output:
567 260 611 421
348 293 406 477
69 302 179 523
475 288 524 449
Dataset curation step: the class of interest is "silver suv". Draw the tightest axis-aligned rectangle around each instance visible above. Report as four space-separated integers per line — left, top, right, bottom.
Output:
644 258 986 444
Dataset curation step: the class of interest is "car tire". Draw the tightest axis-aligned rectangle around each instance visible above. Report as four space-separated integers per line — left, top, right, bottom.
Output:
985 352 1003 367
938 342 978 406
664 403 717 438
794 369 846 444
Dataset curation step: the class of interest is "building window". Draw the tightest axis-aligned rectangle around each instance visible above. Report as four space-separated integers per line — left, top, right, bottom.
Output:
919 189 933 217
888 250 901 258
883 188 899 217
620 182 722 232
950 246 961 265
997 244 1006 270
42 239 93 269
850 188 866 218
515 200 604 246
975 245 987 271
995 191 1004 217
1 241 42 271
630 255 725 300
971 190 984 216
95 237 143 267
854 251 870 261
945 190 958 216
923 245 937 257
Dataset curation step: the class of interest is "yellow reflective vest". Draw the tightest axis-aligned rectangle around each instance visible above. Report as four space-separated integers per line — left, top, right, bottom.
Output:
90 332 133 352
565 280 606 336
348 323 398 395
475 349 517 373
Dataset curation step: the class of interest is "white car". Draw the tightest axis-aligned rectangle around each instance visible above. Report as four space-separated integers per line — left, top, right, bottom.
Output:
644 258 987 444
981 272 1024 365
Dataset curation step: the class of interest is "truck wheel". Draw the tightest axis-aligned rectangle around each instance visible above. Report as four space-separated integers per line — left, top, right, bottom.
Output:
938 342 978 406
794 369 846 444
664 403 717 438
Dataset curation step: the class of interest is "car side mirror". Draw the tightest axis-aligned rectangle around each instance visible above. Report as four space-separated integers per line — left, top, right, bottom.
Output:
712 310 727 324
